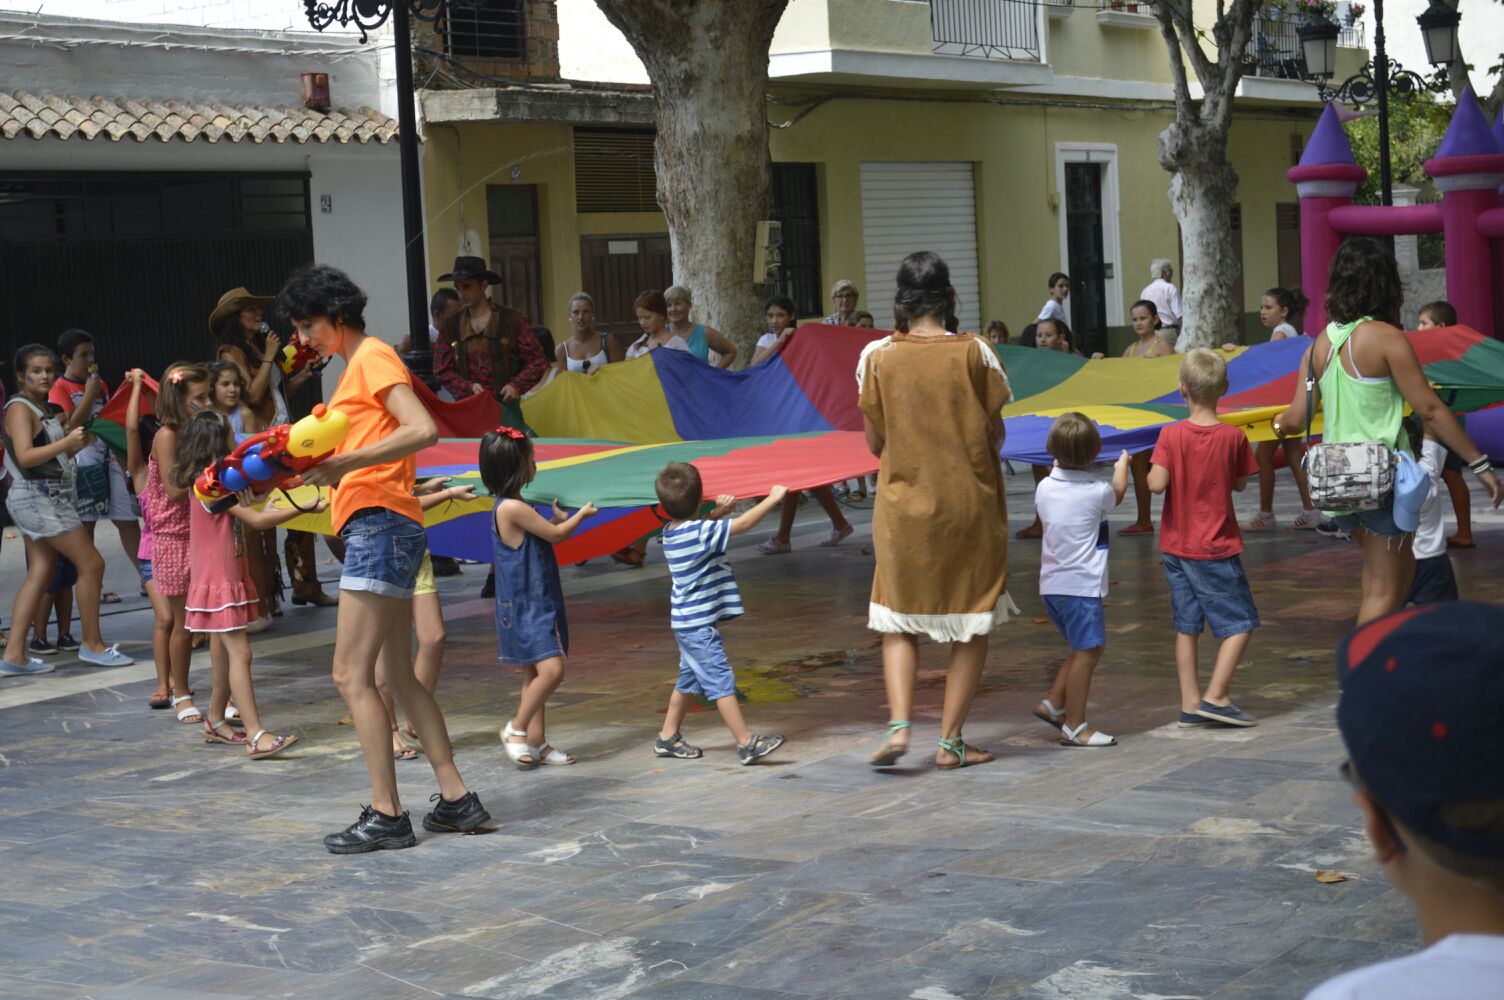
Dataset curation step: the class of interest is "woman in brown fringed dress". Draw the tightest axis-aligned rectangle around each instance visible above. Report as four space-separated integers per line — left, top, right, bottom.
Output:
858 251 1017 770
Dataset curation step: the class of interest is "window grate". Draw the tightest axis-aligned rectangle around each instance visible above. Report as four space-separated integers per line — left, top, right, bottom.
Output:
574 129 658 214
444 0 526 60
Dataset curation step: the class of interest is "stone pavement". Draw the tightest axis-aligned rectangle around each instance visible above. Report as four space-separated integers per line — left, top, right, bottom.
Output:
1 473 1499 1000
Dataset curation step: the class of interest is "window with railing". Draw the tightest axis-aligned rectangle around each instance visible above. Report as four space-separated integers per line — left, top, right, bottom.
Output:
929 0 1042 61
1246 4 1367 78
443 0 526 60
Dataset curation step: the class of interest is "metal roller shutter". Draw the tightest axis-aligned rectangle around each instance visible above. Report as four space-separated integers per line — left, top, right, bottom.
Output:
859 161 981 333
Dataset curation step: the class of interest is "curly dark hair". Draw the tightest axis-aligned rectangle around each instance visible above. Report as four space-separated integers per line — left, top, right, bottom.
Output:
893 251 958 333
479 429 535 499
1326 238 1402 326
171 410 233 490
275 264 368 332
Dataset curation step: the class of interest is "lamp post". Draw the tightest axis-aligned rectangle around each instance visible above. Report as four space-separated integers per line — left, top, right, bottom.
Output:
1297 0 1461 206
303 1 448 385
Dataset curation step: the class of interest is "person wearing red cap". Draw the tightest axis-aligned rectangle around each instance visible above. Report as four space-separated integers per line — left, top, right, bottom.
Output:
1307 602 1504 998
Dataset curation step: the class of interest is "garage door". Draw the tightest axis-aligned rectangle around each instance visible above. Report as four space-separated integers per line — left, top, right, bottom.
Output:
859 161 981 334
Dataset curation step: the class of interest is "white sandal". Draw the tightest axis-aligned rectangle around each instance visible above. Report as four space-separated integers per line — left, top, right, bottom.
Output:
171 694 202 724
1060 722 1117 748
1032 699 1065 728
530 743 575 766
500 722 536 766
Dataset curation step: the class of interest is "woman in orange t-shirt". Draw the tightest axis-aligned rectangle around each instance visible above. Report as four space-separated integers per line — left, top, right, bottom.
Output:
279 264 490 855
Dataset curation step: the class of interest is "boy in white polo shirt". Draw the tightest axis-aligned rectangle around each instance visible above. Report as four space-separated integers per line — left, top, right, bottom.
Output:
1032 412 1130 747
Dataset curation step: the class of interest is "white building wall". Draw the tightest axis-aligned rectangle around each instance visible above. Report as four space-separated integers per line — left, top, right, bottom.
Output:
29 0 356 33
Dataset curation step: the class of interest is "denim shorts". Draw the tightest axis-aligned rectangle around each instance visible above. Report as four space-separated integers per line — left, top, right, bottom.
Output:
674 624 737 701
1331 504 1406 538
338 507 427 599
5 476 82 541
1041 594 1106 651
138 558 153 584
1163 553 1260 639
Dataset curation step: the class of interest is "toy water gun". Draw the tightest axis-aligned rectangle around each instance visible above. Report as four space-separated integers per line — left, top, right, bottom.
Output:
278 335 328 377
194 404 349 513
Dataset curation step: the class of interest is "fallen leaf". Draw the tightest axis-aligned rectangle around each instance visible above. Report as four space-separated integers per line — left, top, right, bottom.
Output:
630 643 642 650
1110 580 1120 586
1315 870 1348 884
652 767 665 774
860 547 872 555
1033 617 1049 625
337 714 353 726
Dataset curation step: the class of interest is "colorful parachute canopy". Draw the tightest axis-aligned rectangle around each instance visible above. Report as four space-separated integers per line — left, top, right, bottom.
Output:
518 322 1504 465
139 322 1504 564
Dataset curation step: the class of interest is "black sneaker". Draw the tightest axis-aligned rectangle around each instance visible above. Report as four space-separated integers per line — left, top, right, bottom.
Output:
55 633 80 651
654 732 703 759
27 637 57 656
422 790 491 833
323 805 416 855
737 733 786 765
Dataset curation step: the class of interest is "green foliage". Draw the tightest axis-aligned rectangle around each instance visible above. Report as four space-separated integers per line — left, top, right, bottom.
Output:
1344 90 1452 204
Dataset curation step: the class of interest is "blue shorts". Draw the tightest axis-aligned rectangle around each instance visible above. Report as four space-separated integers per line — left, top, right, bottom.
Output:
338 507 427 600
673 624 737 701
1404 554 1458 606
138 559 153 584
48 556 78 594
1331 504 1406 538
1163 554 1260 639
1041 594 1106 651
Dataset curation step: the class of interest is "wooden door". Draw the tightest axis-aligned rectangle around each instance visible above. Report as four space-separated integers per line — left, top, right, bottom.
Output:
579 234 673 345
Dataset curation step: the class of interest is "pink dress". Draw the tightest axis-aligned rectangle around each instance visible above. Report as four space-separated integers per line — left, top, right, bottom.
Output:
185 499 258 633
144 455 190 597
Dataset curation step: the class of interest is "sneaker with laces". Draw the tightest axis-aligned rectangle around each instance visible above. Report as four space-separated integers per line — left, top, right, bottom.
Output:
737 733 786 765
77 644 134 667
1289 510 1322 531
422 790 491 833
1194 700 1258 727
1244 511 1277 532
819 523 854 547
1315 518 1351 540
27 637 57 656
0 657 55 676
323 806 416 854
1176 711 1215 729
54 633 80 651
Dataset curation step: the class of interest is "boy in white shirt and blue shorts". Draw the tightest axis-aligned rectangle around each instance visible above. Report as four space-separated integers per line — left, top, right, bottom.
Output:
1032 413 1130 748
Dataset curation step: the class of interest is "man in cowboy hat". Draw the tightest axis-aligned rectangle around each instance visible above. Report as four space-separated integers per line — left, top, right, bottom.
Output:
431 256 548 431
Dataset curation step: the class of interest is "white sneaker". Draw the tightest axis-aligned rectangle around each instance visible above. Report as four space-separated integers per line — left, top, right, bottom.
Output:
1245 511 1277 532
819 523 854 547
1289 510 1322 531
246 615 273 634
756 537 791 555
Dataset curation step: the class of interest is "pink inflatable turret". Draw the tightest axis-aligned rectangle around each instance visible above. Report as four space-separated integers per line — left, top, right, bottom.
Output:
1288 104 1367 335
1426 87 1504 339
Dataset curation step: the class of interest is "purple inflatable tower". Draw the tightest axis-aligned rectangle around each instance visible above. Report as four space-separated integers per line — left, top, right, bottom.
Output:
1290 89 1504 338
1288 105 1367 335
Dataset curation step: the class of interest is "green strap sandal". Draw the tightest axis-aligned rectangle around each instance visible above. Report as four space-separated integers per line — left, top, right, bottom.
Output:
937 733 994 770
870 720 911 767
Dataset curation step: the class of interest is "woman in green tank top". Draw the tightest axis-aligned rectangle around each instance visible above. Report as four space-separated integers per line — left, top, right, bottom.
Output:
1272 238 1502 625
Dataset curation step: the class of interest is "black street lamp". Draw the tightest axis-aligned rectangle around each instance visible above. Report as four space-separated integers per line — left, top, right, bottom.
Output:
1297 0 1461 207
303 1 449 385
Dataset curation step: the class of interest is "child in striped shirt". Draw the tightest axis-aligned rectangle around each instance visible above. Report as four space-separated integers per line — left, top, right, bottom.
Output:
653 462 788 765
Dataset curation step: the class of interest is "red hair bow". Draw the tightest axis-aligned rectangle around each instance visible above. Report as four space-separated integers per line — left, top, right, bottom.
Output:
495 425 526 441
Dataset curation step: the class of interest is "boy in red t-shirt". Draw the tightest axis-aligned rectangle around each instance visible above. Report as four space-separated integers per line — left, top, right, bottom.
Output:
1147 349 1260 728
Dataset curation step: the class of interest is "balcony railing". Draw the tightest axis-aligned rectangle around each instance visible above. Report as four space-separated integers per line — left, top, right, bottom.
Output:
1245 9 1367 79
931 0 1042 61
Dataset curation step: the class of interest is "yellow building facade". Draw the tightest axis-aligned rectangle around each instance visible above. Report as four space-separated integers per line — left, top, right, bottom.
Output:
416 0 1369 355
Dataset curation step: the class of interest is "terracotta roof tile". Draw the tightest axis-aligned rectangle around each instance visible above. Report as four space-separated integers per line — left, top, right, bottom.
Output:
0 91 399 145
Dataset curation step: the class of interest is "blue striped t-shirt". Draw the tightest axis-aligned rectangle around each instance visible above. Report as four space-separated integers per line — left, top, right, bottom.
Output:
663 519 743 630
